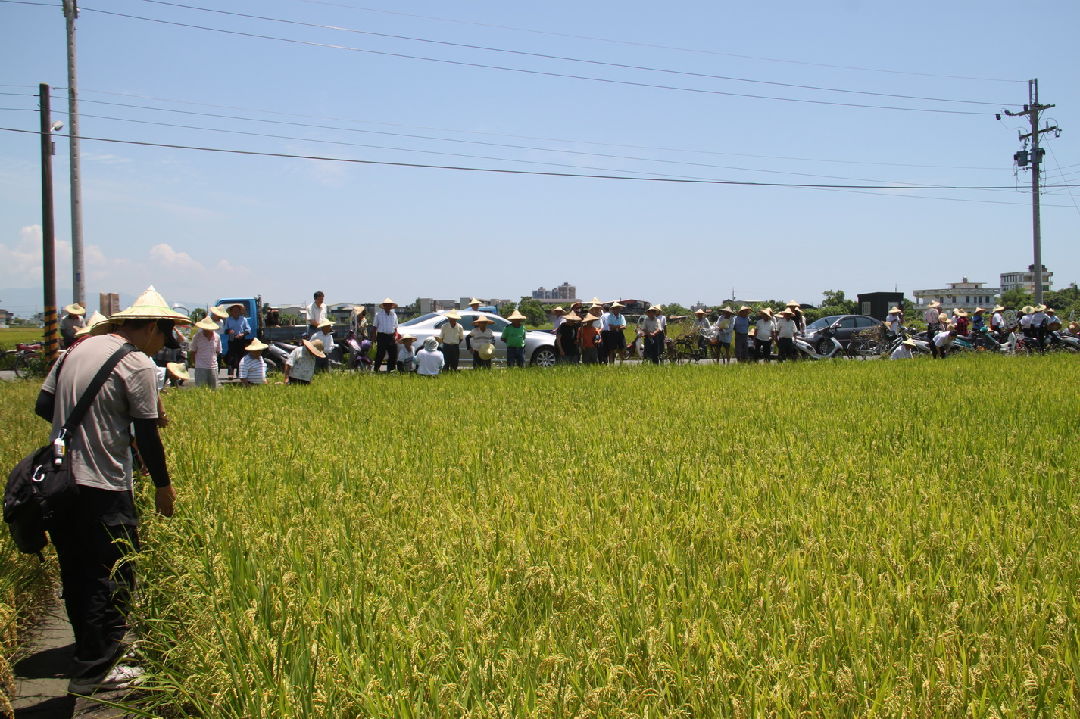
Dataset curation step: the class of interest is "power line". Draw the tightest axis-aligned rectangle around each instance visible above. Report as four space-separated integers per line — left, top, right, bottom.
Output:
280 0 1027 85
71 5 988 116
4 126 1074 194
0 87 1014 173
129 0 1011 109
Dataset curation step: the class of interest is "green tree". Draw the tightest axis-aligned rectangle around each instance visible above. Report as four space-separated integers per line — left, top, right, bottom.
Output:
498 302 516 318
661 302 691 318
189 307 208 323
999 287 1033 310
516 297 548 327
820 290 857 314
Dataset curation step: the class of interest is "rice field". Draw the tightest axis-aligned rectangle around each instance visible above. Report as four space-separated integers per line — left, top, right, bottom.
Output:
2 354 1079 717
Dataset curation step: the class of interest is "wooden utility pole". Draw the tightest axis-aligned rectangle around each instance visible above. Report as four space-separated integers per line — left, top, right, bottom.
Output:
63 0 85 307
39 83 59 362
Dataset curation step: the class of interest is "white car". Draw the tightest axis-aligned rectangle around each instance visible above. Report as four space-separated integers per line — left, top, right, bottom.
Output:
398 311 558 368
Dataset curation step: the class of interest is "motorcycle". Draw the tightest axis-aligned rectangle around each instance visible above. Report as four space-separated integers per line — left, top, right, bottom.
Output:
341 330 373 370
793 322 843 360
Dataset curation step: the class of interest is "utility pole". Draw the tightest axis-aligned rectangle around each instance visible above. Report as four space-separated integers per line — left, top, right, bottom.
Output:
63 0 85 307
1002 79 1060 305
39 83 59 363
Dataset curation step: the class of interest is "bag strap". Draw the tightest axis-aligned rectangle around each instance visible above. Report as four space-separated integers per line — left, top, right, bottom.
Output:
60 345 135 435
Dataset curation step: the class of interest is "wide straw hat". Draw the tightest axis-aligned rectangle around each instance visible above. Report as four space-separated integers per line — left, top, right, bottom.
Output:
590 297 603 305
758 307 773 317
507 309 527 321
195 317 220 331
609 302 625 309
551 306 565 314
473 315 495 325
1035 304 1047 312
993 305 1006 312
210 305 229 319
75 311 107 337
445 310 462 320
929 301 942 309
399 333 416 342
738 305 752 313
973 307 987 313
479 343 495 360
94 286 191 334
953 308 967 317
245 339 268 352
902 338 917 347
647 305 661 313
888 306 902 314
779 309 794 317
302 338 326 358
63 303 85 316
352 304 366 314
165 362 190 381
380 297 397 307
1022 306 1034 314
468 297 482 306
563 313 581 323
718 306 735 314
785 300 800 308
317 318 333 329
694 308 707 315
938 312 949 323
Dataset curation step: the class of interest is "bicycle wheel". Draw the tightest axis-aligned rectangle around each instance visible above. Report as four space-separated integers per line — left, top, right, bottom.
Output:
13 353 32 379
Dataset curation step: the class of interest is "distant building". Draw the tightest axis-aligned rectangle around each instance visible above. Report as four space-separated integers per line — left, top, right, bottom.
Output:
531 281 577 302
0 308 10 327
1000 265 1053 294
99 292 120 317
458 297 513 310
417 298 458 314
913 278 1000 310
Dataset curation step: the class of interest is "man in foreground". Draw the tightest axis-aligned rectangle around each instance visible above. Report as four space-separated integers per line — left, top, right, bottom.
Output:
35 287 189 695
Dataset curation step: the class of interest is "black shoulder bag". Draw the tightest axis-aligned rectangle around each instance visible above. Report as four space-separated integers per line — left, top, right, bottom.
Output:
3 345 134 556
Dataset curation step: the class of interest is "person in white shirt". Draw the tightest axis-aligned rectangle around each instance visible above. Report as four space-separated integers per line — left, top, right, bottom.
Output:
990 305 1007 341
602 302 628 364
713 307 734 364
468 316 496 369
189 317 222 389
307 291 327 334
550 306 566 333
890 338 917 360
1029 304 1049 352
373 298 399 372
923 301 943 358
886 307 903 336
416 337 445 376
754 308 775 361
638 306 664 364
438 310 466 371
238 340 268 385
693 308 712 357
774 309 800 362
933 329 957 358
396 334 417 372
311 318 336 372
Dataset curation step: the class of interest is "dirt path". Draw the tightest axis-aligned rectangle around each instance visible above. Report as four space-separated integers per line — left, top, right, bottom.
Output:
11 601 132 719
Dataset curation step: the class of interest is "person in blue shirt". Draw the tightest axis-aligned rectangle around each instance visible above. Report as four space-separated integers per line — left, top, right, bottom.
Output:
733 306 752 363
221 303 252 378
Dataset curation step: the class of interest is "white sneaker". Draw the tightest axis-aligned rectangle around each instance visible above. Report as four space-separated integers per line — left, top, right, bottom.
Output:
67 664 145 695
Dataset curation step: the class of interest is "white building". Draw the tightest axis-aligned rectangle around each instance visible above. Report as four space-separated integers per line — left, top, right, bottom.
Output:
531 281 577 302
913 278 1000 311
1000 265 1053 294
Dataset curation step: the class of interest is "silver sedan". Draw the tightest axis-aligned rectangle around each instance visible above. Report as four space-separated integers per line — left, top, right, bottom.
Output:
398 310 558 367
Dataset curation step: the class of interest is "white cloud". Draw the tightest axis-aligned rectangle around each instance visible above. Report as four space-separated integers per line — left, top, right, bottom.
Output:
0 225 46 284
215 258 250 275
149 243 205 272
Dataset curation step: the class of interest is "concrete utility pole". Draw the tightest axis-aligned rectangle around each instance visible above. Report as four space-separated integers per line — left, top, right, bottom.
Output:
63 0 85 306
39 84 59 362
1002 79 1060 305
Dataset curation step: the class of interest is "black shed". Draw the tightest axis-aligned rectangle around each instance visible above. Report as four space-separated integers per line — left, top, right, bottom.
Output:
856 292 904 321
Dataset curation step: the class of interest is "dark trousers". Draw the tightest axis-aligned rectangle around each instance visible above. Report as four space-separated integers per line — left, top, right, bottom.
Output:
49 487 138 683
601 330 623 363
507 346 525 368
755 337 773 361
777 337 796 361
225 338 248 374
441 344 460 371
927 324 942 358
643 333 663 364
374 333 396 372
734 333 750 362
560 349 579 365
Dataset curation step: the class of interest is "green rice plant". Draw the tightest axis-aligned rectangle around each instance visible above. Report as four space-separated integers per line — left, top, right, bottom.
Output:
1 354 1078 717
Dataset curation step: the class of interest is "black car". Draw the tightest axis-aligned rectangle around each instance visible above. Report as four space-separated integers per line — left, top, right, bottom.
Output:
803 315 884 348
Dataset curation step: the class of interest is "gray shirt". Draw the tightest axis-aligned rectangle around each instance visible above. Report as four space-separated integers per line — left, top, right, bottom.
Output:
41 334 158 492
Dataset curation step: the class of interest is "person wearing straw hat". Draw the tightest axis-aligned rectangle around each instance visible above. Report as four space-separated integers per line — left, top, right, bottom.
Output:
311 317 336 372
502 309 528 368
693 308 712 357
1045 306 1062 332
556 312 580 364
307 290 328 335
970 307 988 334
933 326 958 358
416 336 445 377
754 308 775 362
733 306 752 363
775 308 800 362
886 306 903 338
220 303 251 378
468 315 496 369
550 306 566 333
36 286 190 695
435 310 465 371
189 316 222 389
890 338 918 360
1030 304 1049 352
283 338 324 385
350 305 369 339
373 298 399 372
1018 305 1035 352
638 305 665 365
578 308 603 364
785 301 806 335
71 311 107 347
602 302 627 364
952 308 970 337
60 303 86 349
713 307 734 364
239 339 270 385
924 301 944 358
990 304 1007 341
164 362 189 386
396 334 418 372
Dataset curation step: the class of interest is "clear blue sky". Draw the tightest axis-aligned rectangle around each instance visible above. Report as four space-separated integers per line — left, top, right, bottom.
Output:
1 0 1077 315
